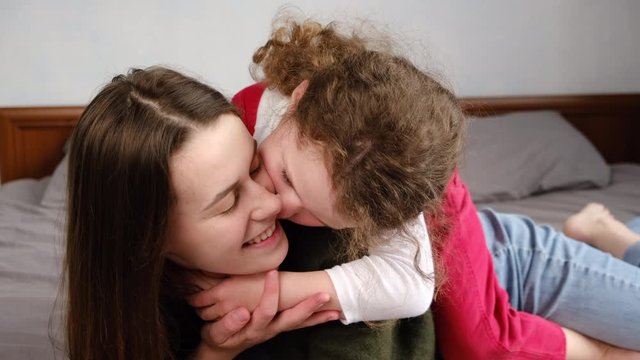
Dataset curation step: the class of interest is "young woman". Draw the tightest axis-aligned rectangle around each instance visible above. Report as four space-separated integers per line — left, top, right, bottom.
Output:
65 60 448 359
64 67 340 360
195 18 640 359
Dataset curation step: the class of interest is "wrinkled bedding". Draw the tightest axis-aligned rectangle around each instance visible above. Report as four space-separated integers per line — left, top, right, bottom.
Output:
0 177 66 359
477 164 640 230
0 164 638 359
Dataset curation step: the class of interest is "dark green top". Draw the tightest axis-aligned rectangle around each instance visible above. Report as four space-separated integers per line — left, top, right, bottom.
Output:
254 221 436 360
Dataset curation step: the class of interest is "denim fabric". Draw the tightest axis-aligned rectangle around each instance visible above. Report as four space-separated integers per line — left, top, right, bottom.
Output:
627 217 640 233
624 218 640 267
479 209 640 350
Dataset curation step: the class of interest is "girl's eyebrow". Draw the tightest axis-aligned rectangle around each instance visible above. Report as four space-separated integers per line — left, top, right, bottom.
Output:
201 140 258 213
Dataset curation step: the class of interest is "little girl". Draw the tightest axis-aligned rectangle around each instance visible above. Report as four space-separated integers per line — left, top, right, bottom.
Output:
188 19 463 329
193 18 640 359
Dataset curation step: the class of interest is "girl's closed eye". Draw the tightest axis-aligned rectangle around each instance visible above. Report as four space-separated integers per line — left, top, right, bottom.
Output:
281 169 292 186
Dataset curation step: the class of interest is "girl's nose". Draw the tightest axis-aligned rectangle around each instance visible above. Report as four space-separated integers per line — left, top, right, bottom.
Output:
276 189 303 220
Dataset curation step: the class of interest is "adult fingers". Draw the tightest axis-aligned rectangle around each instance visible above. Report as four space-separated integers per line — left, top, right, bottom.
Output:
291 310 340 330
270 292 332 332
203 307 251 346
188 287 218 308
248 270 280 329
196 304 223 321
189 272 223 290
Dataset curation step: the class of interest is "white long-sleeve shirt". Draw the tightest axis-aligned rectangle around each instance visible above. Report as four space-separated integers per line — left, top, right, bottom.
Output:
238 85 435 324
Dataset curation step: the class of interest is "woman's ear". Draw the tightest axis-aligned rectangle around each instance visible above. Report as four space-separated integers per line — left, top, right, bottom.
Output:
289 80 309 110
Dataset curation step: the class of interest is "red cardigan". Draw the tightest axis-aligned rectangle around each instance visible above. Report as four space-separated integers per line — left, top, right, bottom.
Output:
232 83 566 359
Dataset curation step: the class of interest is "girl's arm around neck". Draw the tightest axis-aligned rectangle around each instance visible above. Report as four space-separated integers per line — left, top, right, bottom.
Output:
324 213 434 324
190 215 433 324
189 271 341 322
278 270 342 312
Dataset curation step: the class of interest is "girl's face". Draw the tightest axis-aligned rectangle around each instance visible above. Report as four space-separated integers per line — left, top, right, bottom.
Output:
164 114 288 275
259 120 353 229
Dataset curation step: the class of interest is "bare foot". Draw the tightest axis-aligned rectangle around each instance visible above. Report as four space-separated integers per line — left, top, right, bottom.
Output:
564 203 612 244
564 203 640 259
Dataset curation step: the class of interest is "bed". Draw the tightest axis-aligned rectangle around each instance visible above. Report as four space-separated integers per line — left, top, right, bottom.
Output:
1 94 639 359
460 94 640 229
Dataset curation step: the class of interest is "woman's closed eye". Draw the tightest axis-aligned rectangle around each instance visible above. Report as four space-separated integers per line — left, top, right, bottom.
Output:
220 190 239 215
222 154 260 215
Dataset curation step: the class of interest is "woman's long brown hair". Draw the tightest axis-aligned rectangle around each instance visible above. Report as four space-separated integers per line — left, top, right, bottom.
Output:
65 67 237 360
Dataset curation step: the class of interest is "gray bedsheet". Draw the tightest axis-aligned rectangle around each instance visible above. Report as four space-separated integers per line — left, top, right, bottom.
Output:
0 184 66 359
477 163 640 230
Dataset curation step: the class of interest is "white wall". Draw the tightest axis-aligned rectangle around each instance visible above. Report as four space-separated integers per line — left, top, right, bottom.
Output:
1 0 639 106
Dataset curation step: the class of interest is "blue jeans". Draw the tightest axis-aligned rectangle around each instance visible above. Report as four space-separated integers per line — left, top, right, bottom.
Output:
624 217 640 267
479 208 640 350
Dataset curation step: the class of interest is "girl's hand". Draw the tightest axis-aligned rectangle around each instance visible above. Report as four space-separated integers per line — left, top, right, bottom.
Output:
189 272 268 321
195 270 339 359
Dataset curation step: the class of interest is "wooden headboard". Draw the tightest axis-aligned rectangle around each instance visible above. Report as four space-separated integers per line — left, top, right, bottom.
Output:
0 107 82 184
1 93 639 184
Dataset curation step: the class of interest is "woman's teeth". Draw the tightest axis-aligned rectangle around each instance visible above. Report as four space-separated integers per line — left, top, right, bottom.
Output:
246 224 276 246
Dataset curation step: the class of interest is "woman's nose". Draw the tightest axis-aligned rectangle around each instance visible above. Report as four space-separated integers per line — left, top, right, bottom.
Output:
250 182 282 221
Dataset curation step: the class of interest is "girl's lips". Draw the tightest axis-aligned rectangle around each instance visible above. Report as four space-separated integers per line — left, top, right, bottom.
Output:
243 222 282 250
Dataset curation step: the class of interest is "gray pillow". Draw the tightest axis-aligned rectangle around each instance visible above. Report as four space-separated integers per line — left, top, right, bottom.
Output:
40 138 71 208
460 111 610 202
40 154 68 208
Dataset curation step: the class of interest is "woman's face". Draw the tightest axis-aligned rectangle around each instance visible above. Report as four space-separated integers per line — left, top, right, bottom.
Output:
259 120 353 229
164 114 288 275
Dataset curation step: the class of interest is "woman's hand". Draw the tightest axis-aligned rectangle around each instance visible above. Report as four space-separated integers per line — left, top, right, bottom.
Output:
189 270 342 323
188 270 226 291
194 270 339 359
